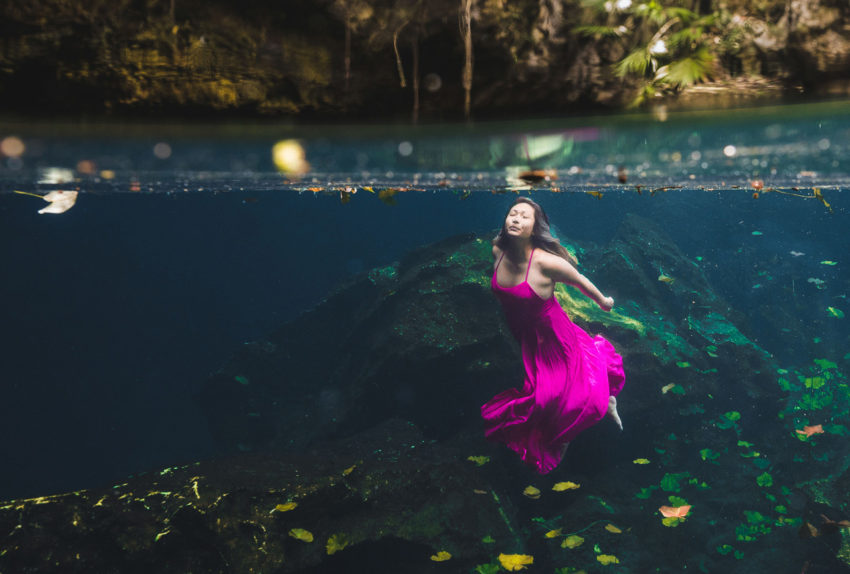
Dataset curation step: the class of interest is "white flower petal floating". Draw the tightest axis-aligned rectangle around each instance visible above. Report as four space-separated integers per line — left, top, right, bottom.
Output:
38 190 78 214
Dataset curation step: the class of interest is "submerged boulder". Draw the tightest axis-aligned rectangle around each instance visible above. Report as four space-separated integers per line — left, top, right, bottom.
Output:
197 214 786 457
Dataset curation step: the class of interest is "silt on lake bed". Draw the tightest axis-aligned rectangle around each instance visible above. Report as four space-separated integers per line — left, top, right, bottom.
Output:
1 105 850 573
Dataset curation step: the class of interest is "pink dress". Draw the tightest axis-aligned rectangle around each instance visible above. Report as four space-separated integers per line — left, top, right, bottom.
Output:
481 249 626 474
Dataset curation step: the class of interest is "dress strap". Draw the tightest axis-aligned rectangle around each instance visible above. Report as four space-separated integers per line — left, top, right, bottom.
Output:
524 248 535 281
495 251 505 272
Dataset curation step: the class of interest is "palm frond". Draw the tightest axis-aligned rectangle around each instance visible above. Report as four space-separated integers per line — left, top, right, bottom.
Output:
614 48 654 78
668 27 705 49
655 47 714 88
572 25 624 39
665 7 699 24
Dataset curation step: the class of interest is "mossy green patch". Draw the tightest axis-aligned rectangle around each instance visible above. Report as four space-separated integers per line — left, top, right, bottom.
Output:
687 311 753 347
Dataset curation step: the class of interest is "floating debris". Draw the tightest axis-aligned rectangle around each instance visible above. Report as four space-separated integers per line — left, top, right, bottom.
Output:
617 166 628 184
552 481 580 491
544 529 562 538
430 550 452 562
633 458 650 465
605 524 623 534
518 170 556 183
658 274 675 284
597 554 620 565
523 485 541 499
498 553 534 571
467 455 490 466
827 307 844 318
796 424 824 438
14 190 79 214
289 528 314 542
821 260 838 266
659 505 691 519
271 502 298 513
561 534 584 549
326 533 349 555
790 251 805 257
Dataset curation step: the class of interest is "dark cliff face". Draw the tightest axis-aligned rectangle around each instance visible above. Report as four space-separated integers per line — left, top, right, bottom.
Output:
1 0 848 120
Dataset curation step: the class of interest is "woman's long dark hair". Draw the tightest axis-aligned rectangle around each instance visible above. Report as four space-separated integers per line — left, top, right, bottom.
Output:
493 197 578 266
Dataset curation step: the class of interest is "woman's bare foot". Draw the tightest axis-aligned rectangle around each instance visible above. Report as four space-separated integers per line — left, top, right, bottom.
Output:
607 395 623 430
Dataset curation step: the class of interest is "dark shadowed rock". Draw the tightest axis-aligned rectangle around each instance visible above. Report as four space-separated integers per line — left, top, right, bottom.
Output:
0 419 520 574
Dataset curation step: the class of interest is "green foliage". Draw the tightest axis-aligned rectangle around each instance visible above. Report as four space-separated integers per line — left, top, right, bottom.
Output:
700 448 720 462
755 472 773 487
615 48 654 78
656 47 715 88
475 563 501 574
660 472 689 492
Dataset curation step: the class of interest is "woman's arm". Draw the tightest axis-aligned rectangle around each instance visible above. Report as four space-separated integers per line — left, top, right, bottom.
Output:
543 254 614 311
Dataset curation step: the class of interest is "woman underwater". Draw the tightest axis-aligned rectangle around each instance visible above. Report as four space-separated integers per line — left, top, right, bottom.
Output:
482 197 625 474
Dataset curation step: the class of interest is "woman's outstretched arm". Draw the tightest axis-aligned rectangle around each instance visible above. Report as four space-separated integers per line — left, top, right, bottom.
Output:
543 254 614 311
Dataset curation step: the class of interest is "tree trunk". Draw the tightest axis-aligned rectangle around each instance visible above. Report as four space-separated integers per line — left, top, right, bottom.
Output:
393 21 408 88
412 34 419 124
345 17 351 93
460 0 473 120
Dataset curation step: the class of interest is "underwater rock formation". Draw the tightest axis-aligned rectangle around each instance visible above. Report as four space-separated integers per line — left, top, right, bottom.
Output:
198 233 520 453
198 215 785 455
0 419 519 574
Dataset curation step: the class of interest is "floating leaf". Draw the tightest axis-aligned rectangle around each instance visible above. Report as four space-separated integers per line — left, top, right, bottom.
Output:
751 231 763 236
467 456 490 466
827 307 844 318
498 553 534 571
523 486 541 499
661 383 676 394
234 375 250 385
659 505 691 518
561 535 584 549
326 533 349 555
15 190 79 214
658 274 675 284
716 544 734 555
633 458 650 465
820 261 838 265
597 554 620 565
272 502 298 513
482 535 495 544
796 424 824 438
676 361 690 368
342 464 356 476
289 528 314 542
552 481 580 491
545 529 562 538
604 524 622 534
430 551 452 562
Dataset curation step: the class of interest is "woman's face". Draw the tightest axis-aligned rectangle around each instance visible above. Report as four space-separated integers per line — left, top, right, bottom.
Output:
505 203 535 240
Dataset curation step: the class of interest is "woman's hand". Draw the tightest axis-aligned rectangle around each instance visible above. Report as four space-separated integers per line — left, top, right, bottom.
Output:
600 296 614 312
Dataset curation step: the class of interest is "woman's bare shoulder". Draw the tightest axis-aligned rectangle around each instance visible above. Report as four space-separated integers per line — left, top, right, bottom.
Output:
492 244 502 258
536 248 577 276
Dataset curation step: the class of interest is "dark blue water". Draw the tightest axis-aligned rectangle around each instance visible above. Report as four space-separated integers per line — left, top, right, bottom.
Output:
1 104 850 573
